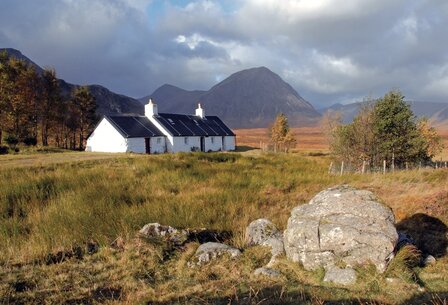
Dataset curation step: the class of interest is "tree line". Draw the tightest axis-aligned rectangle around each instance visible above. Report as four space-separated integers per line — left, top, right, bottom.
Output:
0 51 97 151
322 90 444 170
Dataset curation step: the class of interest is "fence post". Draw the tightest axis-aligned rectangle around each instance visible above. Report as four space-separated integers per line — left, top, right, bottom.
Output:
405 162 408 171
340 161 344 176
419 161 422 170
362 160 366 174
328 162 333 174
383 160 386 174
392 152 395 173
445 161 447 168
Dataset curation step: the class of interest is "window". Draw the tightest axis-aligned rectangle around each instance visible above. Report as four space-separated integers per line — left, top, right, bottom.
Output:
184 137 188 145
156 137 161 144
211 137 214 144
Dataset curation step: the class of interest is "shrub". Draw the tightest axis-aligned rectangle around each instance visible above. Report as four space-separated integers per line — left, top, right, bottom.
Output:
4 135 19 146
0 146 8 155
23 136 38 146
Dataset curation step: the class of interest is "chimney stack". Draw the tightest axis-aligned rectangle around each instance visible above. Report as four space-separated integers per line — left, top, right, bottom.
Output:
195 103 205 118
145 98 158 117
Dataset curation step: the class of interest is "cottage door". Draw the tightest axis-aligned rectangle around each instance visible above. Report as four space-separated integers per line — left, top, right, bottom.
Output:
200 137 205 152
145 138 151 154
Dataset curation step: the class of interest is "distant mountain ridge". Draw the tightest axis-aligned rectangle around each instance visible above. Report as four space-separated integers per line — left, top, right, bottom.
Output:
1 48 143 115
141 67 321 128
320 100 448 125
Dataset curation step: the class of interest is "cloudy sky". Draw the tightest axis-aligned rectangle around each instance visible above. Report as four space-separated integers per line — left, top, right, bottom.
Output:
1 0 448 107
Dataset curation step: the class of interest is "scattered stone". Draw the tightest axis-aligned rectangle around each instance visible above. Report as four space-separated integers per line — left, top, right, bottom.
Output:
139 223 188 246
245 219 284 256
87 241 99 255
254 267 281 278
193 242 241 265
110 237 125 250
323 266 357 285
422 255 436 266
284 185 398 272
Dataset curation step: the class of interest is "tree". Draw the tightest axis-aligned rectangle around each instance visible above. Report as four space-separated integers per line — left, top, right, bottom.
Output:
71 87 97 150
40 68 62 146
417 118 444 159
330 90 439 169
372 90 424 166
270 113 296 152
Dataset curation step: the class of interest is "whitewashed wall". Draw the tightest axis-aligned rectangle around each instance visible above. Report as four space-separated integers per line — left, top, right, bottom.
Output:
204 136 223 152
223 136 236 151
126 137 166 154
171 136 201 152
86 118 127 153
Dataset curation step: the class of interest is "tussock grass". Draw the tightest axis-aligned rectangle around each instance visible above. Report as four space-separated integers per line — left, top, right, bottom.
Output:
0 151 447 304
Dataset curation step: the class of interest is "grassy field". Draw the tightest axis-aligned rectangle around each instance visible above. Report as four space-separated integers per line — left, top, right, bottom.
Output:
0 148 447 304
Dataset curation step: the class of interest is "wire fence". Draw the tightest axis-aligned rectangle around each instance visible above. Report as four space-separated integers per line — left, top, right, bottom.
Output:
329 160 448 175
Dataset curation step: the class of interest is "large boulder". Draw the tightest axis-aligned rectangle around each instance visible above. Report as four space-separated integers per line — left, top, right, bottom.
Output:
284 185 398 272
245 218 284 257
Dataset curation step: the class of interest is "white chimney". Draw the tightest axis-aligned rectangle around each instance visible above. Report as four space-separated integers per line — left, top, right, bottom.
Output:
145 98 158 117
195 103 205 118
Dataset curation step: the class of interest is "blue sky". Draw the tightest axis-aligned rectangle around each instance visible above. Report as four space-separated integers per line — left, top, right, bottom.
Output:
1 0 448 107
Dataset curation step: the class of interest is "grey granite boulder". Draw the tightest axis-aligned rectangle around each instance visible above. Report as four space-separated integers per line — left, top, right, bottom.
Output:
193 242 241 265
323 266 357 285
284 185 398 272
245 219 284 256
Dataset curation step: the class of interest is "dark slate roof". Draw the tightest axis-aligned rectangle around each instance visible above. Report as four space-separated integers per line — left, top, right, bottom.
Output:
153 113 235 137
105 115 164 138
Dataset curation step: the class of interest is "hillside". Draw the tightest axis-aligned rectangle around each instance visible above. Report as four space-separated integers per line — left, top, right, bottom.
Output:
321 100 448 125
1 48 143 115
142 67 321 128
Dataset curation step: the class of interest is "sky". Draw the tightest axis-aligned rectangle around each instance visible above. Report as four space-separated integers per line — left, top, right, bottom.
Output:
1 0 448 107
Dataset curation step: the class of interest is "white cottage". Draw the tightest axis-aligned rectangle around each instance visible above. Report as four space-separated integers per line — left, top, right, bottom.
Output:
85 116 166 153
86 101 236 154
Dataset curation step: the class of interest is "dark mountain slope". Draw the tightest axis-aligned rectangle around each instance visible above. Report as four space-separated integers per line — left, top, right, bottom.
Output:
1 48 143 115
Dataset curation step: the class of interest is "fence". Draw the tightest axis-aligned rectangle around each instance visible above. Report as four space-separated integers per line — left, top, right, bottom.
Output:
329 160 448 175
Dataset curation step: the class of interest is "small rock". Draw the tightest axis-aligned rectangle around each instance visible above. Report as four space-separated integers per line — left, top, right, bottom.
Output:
245 219 284 256
254 267 280 278
193 242 241 265
139 223 188 246
86 241 99 255
422 255 436 266
323 266 357 285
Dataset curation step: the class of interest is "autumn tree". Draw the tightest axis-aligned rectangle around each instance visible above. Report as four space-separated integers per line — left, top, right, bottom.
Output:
40 68 62 146
71 87 97 150
270 113 296 152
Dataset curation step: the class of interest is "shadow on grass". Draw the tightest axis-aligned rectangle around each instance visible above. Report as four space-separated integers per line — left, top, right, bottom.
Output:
235 145 258 152
396 213 448 257
145 285 448 305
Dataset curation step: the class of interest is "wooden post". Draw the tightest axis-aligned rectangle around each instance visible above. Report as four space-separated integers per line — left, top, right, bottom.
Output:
340 161 344 176
383 160 386 174
328 162 333 174
419 161 422 170
362 160 366 174
445 161 447 168
405 162 408 171
392 151 395 173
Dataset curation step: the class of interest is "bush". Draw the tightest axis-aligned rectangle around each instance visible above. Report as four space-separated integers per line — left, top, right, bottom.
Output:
23 136 38 146
4 135 19 146
0 146 8 155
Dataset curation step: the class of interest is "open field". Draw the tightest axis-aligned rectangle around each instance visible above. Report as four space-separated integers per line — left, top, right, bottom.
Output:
235 126 448 159
0 149 447 304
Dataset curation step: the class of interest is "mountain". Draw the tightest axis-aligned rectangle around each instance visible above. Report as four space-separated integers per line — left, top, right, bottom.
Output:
1 48 143 115
139 84 206 112
320 100 448 125
142 67 321 128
